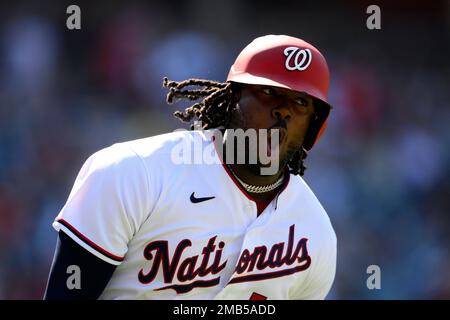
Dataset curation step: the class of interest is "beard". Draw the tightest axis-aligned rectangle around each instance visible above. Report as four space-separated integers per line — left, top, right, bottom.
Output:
232 134 299 177
281 145 300 170
259 145 298 173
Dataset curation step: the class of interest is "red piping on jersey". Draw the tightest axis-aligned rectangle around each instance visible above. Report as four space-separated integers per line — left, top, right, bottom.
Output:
212 135 254 202
211 135 291 207
254 198 273 216
57 218 125 262
274 170 291 210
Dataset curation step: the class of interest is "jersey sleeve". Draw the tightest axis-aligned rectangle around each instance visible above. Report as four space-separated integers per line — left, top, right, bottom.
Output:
52 143 152 265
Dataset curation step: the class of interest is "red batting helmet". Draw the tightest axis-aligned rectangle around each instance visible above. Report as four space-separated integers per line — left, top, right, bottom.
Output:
226 35 332 151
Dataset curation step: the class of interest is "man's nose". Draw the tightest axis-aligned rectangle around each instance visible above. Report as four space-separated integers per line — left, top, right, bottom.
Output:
271 104 292 121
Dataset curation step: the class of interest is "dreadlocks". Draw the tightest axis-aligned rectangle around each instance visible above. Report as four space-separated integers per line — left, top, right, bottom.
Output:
162 77 308 176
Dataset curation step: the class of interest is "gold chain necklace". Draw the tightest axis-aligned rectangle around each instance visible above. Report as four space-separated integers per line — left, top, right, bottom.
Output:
227 165 285 194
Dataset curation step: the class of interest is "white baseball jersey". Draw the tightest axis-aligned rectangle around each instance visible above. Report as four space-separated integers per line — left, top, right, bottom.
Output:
52 129 336 300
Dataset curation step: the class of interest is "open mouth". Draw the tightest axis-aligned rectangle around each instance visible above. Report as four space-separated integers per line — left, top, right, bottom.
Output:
267 127 287 157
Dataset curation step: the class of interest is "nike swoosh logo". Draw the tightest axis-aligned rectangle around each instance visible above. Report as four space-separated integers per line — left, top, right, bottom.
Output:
190 192 215 203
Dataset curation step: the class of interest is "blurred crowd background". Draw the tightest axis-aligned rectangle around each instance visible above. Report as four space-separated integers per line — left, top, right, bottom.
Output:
0 0 449 299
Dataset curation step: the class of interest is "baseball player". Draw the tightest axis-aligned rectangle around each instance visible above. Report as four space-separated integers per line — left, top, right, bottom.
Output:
44 35 336 300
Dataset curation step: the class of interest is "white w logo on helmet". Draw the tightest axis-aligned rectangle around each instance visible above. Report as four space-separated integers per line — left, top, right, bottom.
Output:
284 47 312 71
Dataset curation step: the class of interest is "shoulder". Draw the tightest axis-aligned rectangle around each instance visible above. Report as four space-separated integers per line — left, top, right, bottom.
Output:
289 175 336 246
73 141 149 199
117 129 219 176
80 129 216 189
87 130 206 168
121 129 214 162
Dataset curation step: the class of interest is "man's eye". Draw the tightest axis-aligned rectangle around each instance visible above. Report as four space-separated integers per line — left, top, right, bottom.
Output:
295 97 308 106
262 88 276 95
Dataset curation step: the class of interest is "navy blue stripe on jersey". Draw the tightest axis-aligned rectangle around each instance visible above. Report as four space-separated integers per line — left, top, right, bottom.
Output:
57 218 124 262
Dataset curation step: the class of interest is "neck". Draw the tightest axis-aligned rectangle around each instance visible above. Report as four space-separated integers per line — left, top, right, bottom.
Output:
227 163 285 187
227 164 286 201
216 133 287 200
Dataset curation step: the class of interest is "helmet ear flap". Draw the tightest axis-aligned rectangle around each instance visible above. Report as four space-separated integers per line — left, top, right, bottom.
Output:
303 99 331 151
314 119 328 145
